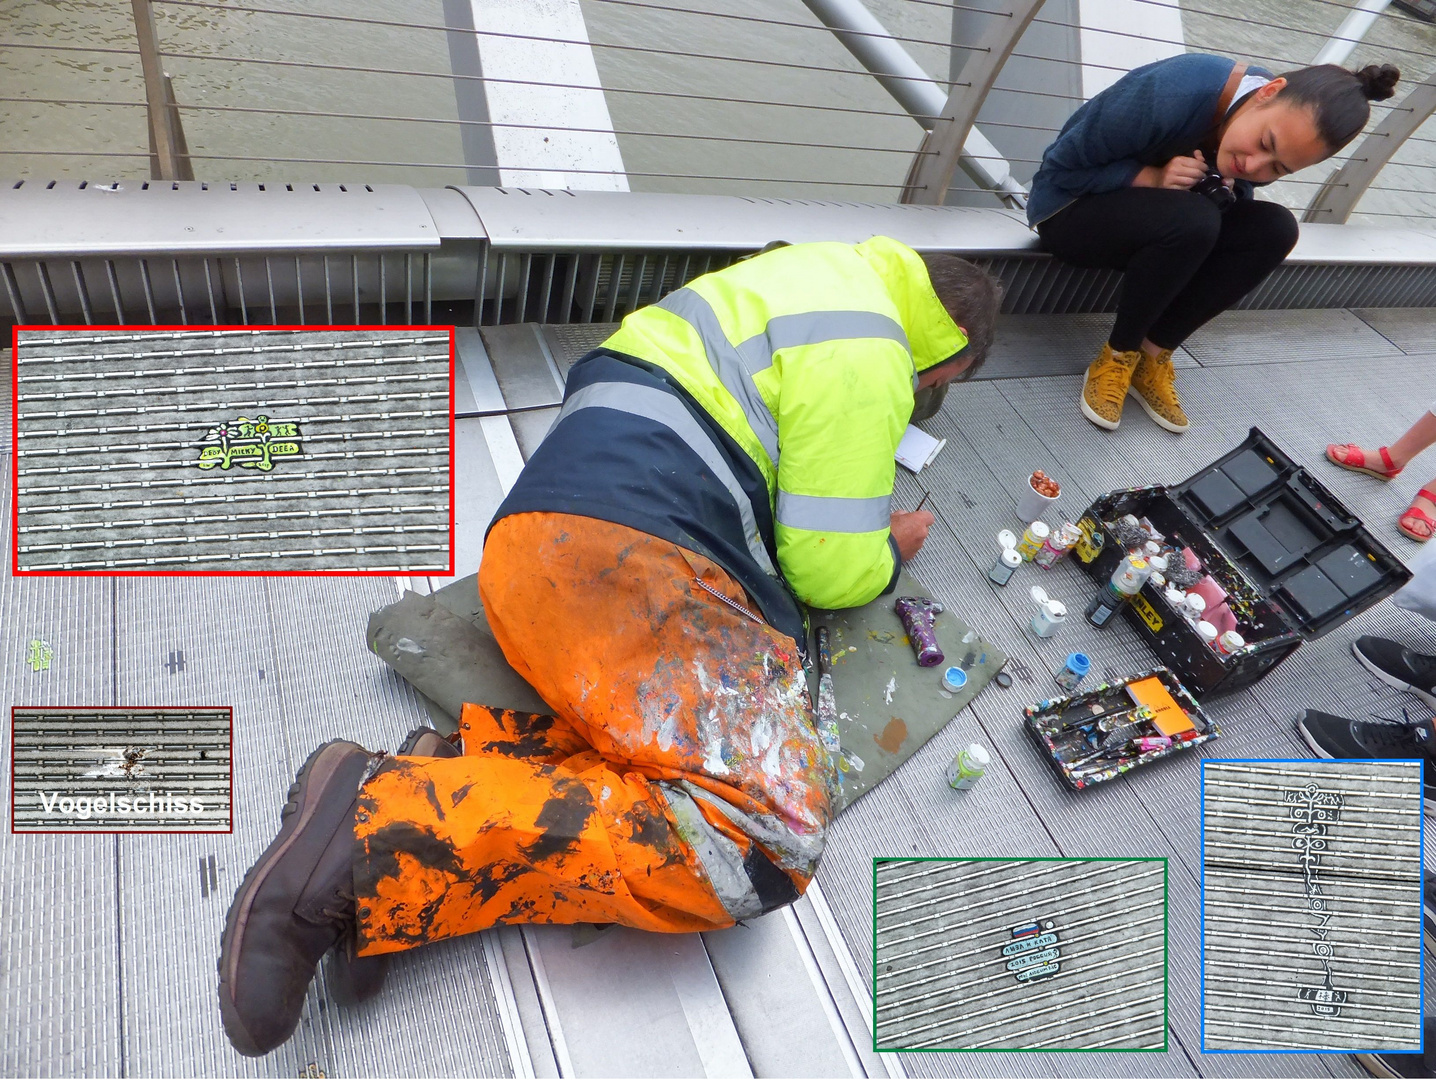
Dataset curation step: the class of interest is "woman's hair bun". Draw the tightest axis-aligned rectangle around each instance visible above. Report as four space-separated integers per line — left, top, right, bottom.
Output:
1355 63 1400 102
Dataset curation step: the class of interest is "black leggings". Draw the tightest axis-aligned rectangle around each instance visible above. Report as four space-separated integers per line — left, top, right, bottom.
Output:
1037 187 1300 352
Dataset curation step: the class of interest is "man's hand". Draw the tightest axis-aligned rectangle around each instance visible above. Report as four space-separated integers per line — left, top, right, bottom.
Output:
1133 149 1210 190
890 509 935 562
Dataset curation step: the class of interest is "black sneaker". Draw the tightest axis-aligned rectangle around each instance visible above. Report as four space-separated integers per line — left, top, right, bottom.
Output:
1356 1017 1436 1077
1295 709 1436 813
1354 637 1436 709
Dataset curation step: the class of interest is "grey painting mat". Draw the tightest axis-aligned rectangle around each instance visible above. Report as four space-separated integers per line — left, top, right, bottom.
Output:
367 568 1002 812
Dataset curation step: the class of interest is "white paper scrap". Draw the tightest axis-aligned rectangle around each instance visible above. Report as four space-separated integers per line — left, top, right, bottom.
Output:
895 425 947 473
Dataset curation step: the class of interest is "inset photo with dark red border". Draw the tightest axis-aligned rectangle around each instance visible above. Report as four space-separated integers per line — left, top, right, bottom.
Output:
12 326 455 575
12 706 234 833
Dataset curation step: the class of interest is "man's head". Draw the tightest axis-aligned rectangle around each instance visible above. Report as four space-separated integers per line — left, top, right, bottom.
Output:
917 253 1003 389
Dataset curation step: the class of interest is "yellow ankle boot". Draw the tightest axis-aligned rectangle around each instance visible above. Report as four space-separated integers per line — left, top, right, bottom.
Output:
1081 344 1141 430
1129 349 1189 432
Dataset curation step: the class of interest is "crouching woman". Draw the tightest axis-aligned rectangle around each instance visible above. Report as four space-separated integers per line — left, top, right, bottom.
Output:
1028 54 1399 432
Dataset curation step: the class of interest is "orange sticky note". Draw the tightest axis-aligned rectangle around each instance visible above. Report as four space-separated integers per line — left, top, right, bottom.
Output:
1127 676 1195 736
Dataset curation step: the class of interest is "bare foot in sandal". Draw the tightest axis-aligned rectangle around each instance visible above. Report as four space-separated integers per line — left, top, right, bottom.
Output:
1327 442 1404 480
1400 485 1436 542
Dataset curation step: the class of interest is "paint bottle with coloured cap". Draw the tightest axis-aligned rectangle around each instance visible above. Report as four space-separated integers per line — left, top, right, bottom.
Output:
945 744 990 791
1016 521 1050 561
1029 586 1067 638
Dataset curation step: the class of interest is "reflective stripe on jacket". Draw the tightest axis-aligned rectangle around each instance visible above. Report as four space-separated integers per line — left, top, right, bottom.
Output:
600 236 967 610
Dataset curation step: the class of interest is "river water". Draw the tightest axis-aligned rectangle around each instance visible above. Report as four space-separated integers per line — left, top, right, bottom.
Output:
1 0 1433 224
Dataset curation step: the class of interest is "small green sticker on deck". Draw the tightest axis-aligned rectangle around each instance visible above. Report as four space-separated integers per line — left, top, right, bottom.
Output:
198 415 303 472
27 639 52 672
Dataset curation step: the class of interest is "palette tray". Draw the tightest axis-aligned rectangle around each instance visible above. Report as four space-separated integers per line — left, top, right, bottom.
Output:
1023 666 1217 791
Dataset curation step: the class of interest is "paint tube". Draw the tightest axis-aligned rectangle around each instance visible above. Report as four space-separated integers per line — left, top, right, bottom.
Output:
894 596 945 667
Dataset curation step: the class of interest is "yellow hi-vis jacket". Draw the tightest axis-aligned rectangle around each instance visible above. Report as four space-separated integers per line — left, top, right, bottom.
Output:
601 236 968 610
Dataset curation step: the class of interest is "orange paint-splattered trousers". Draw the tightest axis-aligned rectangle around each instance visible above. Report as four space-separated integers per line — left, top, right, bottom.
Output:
353 512 834 955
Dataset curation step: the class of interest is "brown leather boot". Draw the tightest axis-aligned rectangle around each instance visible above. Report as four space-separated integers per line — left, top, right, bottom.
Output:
324 727 459 1004
218 740 376 1056
1128 348 1190 432
1080 344 1141 431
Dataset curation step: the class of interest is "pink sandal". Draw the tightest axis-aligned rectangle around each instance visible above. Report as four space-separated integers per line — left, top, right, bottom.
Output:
1400 489 1436 542
1326 442 1402 480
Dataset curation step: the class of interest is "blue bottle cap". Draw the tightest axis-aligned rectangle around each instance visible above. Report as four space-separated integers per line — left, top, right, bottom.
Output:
1065 652 1091 676
942 666 968 692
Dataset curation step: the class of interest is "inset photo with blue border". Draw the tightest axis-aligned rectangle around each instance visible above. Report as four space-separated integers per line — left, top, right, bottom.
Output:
1201 758 1423 1053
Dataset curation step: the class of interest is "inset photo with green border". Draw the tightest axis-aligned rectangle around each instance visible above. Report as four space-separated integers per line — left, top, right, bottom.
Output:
872 857 1168 1052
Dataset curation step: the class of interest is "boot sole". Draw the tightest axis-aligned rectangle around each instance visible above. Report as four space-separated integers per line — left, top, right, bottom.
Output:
1352 641 1436 711
217 741 363 1057
1354 1052 1412 1079
1126 387 1189 433
396 726 461 757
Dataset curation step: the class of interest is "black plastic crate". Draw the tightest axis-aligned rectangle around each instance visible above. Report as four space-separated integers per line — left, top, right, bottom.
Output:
1071 427 1411 696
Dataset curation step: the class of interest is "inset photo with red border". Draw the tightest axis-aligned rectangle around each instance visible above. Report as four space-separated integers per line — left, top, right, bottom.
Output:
11 325 454 575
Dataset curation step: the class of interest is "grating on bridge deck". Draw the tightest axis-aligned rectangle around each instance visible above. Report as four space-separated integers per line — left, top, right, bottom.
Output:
3 308 1435 1078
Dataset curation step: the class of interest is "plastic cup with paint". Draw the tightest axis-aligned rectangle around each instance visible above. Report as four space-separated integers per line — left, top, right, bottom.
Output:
1181 592 1207 624
942 665 968 693
1054 652 1090 692
1016 471 1060 522
1164 586 1187 609
945 743 990 791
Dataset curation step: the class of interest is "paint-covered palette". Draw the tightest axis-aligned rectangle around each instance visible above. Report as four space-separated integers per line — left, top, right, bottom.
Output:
809 570 1008 811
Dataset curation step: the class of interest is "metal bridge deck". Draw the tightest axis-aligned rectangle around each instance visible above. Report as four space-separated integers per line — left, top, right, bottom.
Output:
3 307 1436 1078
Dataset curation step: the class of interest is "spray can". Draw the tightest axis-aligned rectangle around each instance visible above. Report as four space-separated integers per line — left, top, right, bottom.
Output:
1196 621 1219 649
1164 586 1187 609
1086 555 1149 628
1016 521 1050 561
1029 586 1067 638
1217 630 1246 656
1054 652 1091 693
1181 593 1207 625
945 744 990 791
1085 583 1126 628
1110 554 1151 597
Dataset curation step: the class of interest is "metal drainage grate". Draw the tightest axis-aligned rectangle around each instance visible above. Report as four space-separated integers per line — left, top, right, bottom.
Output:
14 328 453 572
873 858 1167 1050
12 707 232 832
1202 759 1423 1052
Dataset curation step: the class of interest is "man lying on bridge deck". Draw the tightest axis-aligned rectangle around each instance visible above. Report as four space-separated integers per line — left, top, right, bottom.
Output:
217 236 1002 1056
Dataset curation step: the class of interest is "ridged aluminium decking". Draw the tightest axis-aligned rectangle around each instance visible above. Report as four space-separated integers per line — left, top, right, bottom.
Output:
12 707 232 832
13 329 452 572
874 858 1167 1051
4 307 1434 1078
1201 760 1423 1053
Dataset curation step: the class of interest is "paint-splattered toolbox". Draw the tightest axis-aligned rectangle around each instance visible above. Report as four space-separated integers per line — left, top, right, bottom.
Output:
1024 667 1216 790
1071 428 1409 696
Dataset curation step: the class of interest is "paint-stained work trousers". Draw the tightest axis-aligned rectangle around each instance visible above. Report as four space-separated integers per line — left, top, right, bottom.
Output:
353 512 835 955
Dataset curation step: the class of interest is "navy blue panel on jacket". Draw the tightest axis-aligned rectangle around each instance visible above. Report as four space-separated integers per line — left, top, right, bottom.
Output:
1027 53 1273 227
488 348 809 648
